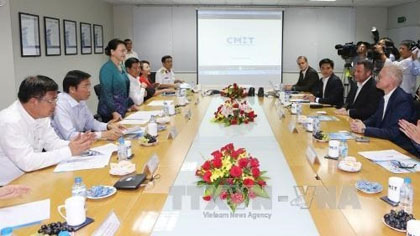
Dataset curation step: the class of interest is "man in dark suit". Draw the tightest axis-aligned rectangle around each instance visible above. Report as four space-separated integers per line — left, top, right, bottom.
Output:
351 64 419 156
335 60 383 120
304 58 344 107
284 56 319 92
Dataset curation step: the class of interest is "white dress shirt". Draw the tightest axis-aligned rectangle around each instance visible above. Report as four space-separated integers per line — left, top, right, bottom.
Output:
124 50 139 61
155 67 176 84
411 60 420 76
0 101 71 185
382 87 397 120
385 57 416 95
52 93 108 140
127 73 146 106
353 76 372 103
315 76 330 103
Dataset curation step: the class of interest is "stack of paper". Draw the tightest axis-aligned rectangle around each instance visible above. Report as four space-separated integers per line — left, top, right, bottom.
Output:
0 199 50 230
147 101 173 107
124 110 162 120
359 149 420 173
54 143 117 172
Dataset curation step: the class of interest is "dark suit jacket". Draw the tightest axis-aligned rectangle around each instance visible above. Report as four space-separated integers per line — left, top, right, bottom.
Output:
344 77 383 121
312 73 344 107
364 87 419 156
293 66 319 92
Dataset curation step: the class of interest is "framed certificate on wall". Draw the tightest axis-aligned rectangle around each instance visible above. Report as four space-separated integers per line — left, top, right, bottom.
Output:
19 12 41 57
63 19 77 55
44 17 61 56
80 22 92 54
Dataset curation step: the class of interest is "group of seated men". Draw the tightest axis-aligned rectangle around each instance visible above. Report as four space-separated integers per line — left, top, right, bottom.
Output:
284 38 420 157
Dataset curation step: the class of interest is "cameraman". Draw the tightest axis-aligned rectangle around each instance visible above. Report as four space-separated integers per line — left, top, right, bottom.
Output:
352 42 368 67
379 39 416 96
411 48 420 76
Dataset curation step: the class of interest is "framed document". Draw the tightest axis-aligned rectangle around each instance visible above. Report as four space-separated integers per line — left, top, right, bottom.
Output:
19 12 41 57
44 17 61 56
93 24 103 54
80 22 92 54
63 20 77 55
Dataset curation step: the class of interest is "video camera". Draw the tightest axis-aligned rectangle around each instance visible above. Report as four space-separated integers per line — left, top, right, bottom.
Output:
335 42 358 60
410 40 420 51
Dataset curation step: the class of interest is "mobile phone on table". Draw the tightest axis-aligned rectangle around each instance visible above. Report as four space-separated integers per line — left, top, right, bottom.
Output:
355 136 370 143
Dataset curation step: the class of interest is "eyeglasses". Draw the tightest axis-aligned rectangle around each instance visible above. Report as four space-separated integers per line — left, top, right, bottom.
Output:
390 160 417 169
39 97 58 104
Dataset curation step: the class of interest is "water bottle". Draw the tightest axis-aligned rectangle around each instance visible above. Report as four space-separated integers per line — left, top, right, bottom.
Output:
147 115 158 137
163 102 169 117
339 139 348 159
399 177 413 214
117 137 127 161
71 177 87 198
312 117 320 135
297 102 302 116
0 227 14 236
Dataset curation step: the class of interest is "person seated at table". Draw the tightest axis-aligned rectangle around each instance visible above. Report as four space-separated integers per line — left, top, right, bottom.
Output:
399 119 420 156
304 58 344 107
155 55 183 89
0 185 30 200
335 60 383 120
124 38 139 61
350 65 419 156
140 60 175 99
284 56 319 92
98 38 137 122
0 75 95 185
125 57 148 105
52 70 124 141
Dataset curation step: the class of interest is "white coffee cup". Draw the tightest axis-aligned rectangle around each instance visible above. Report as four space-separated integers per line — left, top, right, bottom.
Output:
168 104 176 115
407 220 420 236
58 196 86 226
306 117 314 132
387 176 404 203
328 140 340 158
291 103 297 114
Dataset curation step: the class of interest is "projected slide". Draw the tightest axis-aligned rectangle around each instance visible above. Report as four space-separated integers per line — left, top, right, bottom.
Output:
197 10 283 87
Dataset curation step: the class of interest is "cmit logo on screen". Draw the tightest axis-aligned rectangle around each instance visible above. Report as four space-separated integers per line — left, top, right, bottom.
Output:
226 36 255 46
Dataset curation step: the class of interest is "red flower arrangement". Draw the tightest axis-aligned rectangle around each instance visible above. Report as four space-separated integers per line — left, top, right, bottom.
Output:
212 99 257 126
220 83 247 99
196 143 269 212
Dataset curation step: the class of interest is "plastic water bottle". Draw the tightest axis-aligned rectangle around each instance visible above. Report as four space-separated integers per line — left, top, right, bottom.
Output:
339 139 348 159
118 137 127 161
71 177 87 198
163 102 169 117
147 115 158 137
0 227 14 236
399 177 413 214
296 102 302 116
312 117 320 135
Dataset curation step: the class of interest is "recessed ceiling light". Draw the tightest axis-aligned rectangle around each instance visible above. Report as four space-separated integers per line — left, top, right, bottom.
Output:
309 0 337 2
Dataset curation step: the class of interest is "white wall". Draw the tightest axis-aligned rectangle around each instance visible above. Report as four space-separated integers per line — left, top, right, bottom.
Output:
0 0 17 109
355 7 388 42
113 5 133 40
387 1 420 44
8 0 114 111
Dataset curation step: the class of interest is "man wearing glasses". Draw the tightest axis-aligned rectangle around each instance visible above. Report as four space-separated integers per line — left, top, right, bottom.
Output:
0 75 95 185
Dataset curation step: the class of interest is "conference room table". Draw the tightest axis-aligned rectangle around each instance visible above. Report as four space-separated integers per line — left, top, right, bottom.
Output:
2 91 419 235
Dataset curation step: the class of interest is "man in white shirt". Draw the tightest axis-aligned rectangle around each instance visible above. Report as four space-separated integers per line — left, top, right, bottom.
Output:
52 70 124 141
0 75 95 185
155 55 183 89
124 39 139 61
125 58 147 105
381 40 416 96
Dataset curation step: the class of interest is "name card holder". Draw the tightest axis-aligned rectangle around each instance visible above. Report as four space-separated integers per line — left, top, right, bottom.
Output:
184 109 192 120
306 145 321 173
143 153 160 178
278 108 285 119
92 211 120 236
288 121 298 133
167 126 178 140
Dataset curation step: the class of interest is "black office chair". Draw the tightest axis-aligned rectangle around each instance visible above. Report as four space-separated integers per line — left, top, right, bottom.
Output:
150 72 156 83
93 84 102 121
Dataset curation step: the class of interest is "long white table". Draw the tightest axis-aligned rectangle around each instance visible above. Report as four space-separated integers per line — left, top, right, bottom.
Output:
152 97 319 235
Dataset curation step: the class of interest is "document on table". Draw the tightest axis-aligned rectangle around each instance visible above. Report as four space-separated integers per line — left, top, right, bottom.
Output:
359 149 420 173
179 83 192 89
147 100 173 107
119 119 148 125
0 199 50 230
124 110 163 120
54 143 117 172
